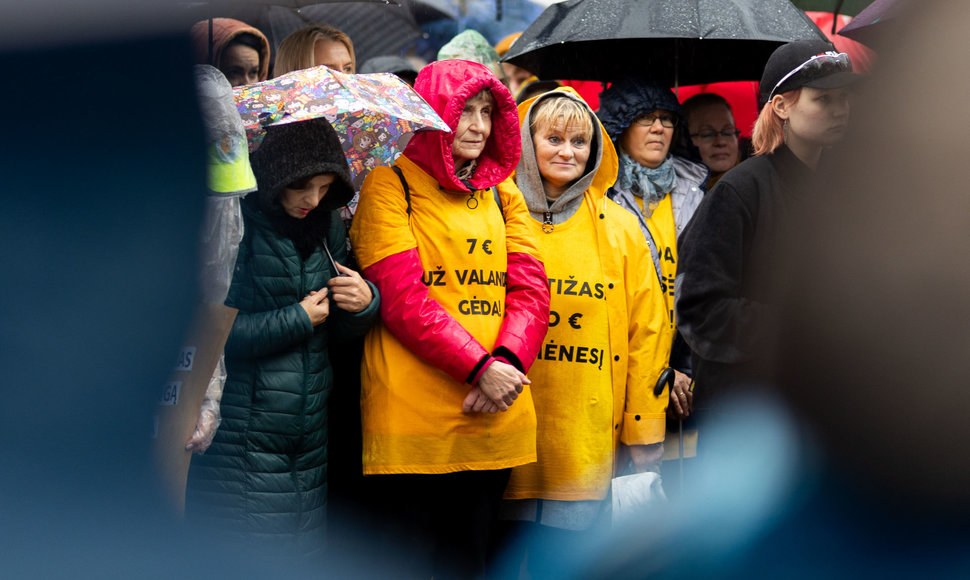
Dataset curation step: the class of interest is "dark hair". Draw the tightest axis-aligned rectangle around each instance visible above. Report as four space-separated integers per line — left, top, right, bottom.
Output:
220 32 265 70
673 93 736 162
682 93 733 118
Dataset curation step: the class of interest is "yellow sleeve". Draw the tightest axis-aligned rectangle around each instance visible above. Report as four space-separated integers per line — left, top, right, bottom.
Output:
349 164 417 270
618 209 671 445
496 178 544 261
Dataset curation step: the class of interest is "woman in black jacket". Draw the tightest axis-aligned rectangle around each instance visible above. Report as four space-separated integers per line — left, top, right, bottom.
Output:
186 117 379 559
675 39 858 405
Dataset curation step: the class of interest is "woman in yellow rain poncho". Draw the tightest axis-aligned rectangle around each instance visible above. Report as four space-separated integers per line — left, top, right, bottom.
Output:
491 88 671 579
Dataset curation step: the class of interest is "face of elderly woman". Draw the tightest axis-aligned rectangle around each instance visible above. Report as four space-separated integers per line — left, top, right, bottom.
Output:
688 103 740 174
452 91 494 165
619 109 677 169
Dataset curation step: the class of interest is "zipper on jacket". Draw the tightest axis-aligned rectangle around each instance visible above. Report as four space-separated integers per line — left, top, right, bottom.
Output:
542 211 554 234
296 258 309 525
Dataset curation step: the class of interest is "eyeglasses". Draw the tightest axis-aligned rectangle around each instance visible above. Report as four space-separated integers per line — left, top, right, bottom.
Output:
768 51 852 101
690 128 741 142
633 112 678 129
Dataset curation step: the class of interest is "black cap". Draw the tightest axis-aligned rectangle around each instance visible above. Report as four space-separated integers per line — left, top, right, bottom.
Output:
760 39 860 102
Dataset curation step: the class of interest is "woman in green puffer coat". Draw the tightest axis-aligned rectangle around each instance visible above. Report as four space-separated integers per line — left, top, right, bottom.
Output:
186 117 379 560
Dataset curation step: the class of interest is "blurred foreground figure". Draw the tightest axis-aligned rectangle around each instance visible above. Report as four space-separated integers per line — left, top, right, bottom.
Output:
775 1 970 514
581 2 970 578
0 16 277 578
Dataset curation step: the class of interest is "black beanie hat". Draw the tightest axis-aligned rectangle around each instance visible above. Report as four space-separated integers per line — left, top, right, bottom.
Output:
250 117 354 211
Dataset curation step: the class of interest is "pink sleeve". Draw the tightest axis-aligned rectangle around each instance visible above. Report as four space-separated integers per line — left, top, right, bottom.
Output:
492 252 550 373
363 248 495 384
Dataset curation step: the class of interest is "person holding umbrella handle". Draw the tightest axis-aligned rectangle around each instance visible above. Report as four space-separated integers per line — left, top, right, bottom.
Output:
598 77 709 427
675 40 859 411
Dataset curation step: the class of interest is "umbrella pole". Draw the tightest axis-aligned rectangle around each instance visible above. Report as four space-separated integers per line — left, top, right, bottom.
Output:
674 40 679 97
832 0 845 33
208 17 214 66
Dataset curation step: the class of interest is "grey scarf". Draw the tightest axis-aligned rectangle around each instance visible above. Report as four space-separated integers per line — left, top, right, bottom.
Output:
617 151 675 217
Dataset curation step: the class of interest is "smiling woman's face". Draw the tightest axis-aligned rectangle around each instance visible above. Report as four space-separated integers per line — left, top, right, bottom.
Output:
532 119 591 199
619 109 675 169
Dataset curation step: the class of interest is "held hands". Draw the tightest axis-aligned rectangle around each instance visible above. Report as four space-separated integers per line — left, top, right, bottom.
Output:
668 370 694 420
328 262 373 313
462 360 530 414
300 287 330 326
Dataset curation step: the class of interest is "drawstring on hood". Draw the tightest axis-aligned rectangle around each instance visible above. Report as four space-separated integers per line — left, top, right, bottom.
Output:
190 18 271 82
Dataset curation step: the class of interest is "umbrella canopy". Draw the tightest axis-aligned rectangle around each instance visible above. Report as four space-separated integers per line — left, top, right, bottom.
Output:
837 0 903 48
790 0 874 17
185 0 453 66
503 0 827 85
234 65 450 190
805 10 874 72
244 2 423 65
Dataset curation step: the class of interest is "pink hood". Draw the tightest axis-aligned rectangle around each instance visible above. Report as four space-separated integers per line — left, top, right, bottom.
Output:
403 59 521 193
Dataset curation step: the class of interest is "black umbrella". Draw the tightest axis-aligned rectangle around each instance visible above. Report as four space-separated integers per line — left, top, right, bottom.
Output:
241 2 425 65
502 0 828 85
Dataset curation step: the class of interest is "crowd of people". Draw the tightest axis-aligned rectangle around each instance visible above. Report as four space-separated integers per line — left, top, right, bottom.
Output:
183 15 859 579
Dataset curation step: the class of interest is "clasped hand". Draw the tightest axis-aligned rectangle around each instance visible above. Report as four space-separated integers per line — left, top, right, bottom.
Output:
462 360 530 414
299 263 374 326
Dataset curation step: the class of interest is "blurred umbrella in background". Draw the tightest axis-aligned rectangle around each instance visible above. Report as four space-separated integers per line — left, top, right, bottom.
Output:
503 0 827 86
838 0 904 48
417 0 546 62
805 10 875 72
184 0 455 67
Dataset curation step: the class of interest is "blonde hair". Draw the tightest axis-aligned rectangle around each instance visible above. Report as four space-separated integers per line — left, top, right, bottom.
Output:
752 89 801 156
529 96 594 142
274 25 356 77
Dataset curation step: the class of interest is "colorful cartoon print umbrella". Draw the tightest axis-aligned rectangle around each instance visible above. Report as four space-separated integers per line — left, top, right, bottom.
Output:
234 65 449 193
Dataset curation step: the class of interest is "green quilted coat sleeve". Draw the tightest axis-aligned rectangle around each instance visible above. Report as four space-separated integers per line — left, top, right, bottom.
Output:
224 301 314 358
